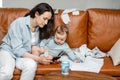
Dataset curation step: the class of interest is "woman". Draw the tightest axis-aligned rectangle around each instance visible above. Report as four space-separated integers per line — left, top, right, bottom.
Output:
0 3 54 80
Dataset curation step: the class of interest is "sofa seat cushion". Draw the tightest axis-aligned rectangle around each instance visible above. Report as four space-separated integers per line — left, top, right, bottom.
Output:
13 63 61 75
36 63 61 74
100 57 120 76
14 58 120 77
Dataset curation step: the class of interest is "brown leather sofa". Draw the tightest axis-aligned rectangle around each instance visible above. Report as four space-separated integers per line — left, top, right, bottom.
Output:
0 8 120 80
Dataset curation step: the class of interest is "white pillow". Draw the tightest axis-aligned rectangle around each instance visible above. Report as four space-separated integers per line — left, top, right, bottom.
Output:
108 38 120 66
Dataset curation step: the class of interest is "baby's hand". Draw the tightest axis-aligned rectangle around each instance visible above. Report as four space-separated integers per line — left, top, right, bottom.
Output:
73 60 80 63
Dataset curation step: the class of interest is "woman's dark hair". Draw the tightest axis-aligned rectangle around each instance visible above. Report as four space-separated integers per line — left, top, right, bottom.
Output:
25 3 54 40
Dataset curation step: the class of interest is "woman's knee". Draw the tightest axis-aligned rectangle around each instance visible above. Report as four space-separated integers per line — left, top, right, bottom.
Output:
0 50 15 80
22 58 37 71
0 65 15 80
0 70 14 80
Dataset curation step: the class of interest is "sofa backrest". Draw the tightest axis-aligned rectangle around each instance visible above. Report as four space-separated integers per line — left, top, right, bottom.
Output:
0 8 119 52
53 10 88 48
87 8 120 52
0 8 29 44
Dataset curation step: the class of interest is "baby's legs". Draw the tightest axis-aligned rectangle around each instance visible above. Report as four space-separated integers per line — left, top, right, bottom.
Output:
0 49 15 80
16 58 37 80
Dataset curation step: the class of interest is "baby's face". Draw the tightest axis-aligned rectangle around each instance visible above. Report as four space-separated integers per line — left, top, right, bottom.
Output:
54 32 67 45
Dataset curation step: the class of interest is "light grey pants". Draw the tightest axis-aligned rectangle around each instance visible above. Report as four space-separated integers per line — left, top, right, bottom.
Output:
0 49 37 80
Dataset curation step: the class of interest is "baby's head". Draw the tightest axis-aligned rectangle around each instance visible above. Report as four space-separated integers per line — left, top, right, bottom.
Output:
54 25 69 45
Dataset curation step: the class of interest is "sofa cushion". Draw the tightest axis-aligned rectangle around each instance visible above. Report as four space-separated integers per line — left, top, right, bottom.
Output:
13 63 61 75
54 10 88 48
87 8 120 52
100 57 120 76
13 58 120 77
108 38 120 66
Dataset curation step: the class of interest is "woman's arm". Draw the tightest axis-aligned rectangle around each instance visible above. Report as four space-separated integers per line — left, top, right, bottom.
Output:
23 52 53 64
32 46 45 56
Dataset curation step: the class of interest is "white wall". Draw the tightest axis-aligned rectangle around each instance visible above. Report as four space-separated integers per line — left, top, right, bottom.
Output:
0 0 2 7
3 0 120 10
85 0 120 9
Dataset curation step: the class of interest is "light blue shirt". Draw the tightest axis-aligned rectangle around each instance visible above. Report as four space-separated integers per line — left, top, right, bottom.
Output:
0 16 40 59
40 37 78 61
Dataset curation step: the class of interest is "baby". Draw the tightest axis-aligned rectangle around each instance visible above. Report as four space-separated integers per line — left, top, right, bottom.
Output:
32 25 79 63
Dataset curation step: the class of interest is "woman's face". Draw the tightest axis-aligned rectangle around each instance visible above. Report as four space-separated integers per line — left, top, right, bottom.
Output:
35 11 52 28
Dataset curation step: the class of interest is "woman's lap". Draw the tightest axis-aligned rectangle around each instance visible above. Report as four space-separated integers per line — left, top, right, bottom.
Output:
0 49 37 80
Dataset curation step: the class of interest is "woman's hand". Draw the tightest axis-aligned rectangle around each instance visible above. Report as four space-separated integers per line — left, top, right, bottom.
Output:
23 52 53 64
37 55 53 64
23 51 53 65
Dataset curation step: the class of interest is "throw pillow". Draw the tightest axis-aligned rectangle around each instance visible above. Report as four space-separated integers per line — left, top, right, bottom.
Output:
108 38 120 66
